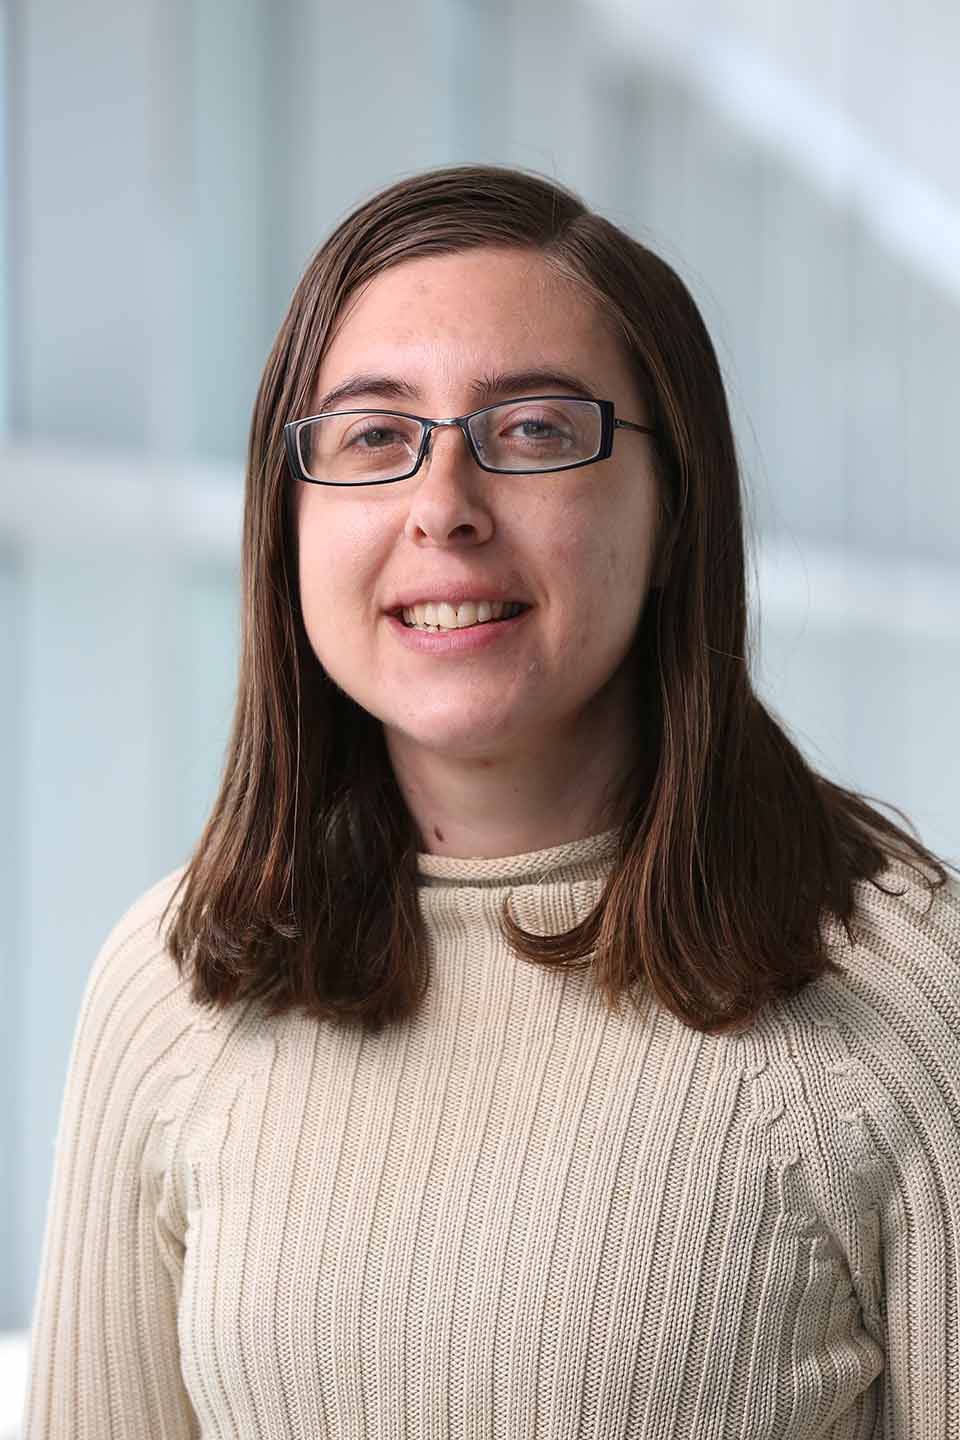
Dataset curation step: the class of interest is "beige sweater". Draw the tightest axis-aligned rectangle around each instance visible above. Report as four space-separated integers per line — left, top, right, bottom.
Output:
22 830 960 1438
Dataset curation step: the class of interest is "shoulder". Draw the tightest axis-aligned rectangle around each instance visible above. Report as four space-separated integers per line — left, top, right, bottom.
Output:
817 854 960 1043
97 863 190 962
65 864 219 1121
762 856 960 1181
80 864 193 1022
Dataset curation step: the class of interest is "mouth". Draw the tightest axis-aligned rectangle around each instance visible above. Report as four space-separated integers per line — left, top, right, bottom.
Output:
394 600 531 633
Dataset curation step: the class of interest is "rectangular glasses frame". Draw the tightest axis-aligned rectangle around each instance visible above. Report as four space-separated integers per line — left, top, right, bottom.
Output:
283 396 656 487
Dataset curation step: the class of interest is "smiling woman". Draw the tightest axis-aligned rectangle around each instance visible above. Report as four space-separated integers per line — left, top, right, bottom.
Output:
290 245 666 828
22 166 960 1440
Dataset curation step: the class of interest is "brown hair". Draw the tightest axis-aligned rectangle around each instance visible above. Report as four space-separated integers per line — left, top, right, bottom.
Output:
164 163 955 1036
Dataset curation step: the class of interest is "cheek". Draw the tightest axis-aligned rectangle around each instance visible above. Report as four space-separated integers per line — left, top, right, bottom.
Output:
550 520 637 614
549 505 656 660
296 502 387 639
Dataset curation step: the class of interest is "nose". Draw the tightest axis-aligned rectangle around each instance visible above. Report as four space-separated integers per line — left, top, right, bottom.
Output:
402 424 494 547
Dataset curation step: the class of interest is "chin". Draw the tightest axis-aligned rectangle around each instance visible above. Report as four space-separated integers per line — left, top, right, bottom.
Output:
383 710 524 761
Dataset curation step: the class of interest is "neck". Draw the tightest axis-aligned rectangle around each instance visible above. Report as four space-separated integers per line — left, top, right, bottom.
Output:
384 688 640 860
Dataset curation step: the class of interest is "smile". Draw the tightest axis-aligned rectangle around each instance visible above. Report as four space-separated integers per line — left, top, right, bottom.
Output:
400 600 528 631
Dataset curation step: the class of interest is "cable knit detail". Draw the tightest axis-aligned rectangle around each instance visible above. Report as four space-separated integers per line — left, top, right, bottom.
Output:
21 847 960 1439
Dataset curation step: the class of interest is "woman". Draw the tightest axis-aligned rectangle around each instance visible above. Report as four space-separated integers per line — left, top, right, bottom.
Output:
24 165 960 1438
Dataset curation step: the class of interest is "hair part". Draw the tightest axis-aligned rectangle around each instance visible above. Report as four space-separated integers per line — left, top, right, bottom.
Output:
164 163 956 1037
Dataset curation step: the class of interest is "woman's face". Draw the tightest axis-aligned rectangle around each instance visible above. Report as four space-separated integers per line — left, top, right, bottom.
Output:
294 245 664 764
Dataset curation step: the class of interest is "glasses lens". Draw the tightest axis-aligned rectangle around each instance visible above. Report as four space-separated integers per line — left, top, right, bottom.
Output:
469 398 601 471
298 412 422 484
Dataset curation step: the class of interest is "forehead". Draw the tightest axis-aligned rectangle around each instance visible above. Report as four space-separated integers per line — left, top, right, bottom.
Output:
313 247 632 401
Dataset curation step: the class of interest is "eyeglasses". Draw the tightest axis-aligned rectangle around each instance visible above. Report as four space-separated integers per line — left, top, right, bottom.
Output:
283 396 656 487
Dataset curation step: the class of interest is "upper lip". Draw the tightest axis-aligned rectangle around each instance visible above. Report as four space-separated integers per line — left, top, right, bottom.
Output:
385 583 530 612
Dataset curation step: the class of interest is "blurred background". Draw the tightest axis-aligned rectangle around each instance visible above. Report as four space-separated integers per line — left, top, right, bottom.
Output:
1 0 958 1428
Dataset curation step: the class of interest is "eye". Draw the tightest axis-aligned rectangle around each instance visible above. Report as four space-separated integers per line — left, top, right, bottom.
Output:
498 405 574 439
347 424 404 449
506 417 563 440
495 406 576 452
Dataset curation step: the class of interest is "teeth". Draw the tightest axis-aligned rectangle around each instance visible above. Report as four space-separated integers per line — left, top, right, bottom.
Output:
400 600 526 631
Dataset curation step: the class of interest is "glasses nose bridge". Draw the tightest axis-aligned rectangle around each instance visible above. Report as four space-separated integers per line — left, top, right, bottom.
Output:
420 413 477 466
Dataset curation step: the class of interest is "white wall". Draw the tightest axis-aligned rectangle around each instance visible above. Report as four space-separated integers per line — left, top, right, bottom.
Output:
0 445 241 1327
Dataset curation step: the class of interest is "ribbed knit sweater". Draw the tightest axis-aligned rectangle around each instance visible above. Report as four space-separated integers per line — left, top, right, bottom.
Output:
22 831 960 1438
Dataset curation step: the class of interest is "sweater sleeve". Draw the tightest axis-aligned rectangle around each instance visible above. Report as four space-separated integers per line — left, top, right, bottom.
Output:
839 864 960 1438
21 870 202 1440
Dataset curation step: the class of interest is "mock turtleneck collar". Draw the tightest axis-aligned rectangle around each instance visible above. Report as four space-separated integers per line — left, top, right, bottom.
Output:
416 827 621 889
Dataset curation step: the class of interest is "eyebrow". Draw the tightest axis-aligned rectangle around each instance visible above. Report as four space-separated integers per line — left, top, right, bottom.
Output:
312 367 599 416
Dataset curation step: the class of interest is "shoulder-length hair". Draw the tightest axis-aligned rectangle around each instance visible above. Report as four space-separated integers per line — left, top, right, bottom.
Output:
164 163 955 1036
